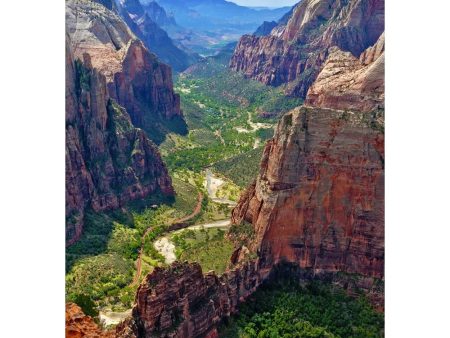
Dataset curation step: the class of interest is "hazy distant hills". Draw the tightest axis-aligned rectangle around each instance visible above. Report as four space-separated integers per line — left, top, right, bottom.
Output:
153 0 292 55
116 0 200 71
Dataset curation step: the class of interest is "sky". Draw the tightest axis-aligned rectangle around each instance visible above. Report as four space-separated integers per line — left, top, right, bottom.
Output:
230 0 299 8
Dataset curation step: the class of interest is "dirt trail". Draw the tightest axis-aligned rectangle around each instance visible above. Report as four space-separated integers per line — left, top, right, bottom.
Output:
129 192 204 287
235 111 273 133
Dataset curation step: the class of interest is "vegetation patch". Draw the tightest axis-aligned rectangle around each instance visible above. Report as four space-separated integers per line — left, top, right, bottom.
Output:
213 147 264 188
219 280 384 338
171 227 234 275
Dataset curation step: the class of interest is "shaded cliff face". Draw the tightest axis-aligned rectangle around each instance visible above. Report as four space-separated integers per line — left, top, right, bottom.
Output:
306 32 385 112
66 0 184 143
116 0 198 72
66 33 174 245
231 106 384 278
230 0 384 98
115 261 266 338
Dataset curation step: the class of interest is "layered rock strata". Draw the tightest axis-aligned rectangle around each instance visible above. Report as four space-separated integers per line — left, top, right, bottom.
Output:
230 0 384 98
66 33 173 245
232 106 384 278
116 261 268 338
306 32 385 112
66 0 182 131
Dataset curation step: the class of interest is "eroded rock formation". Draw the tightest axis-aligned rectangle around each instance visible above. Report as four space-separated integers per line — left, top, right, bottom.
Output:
116 261 267 338
66 303 115 338
66 0 183 137
232 106 384 278
66 36 173 245
305 32 385 112
230 0 384 98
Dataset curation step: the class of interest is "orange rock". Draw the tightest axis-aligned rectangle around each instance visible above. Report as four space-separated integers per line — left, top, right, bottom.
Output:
66 303 114 338
232 106 384 279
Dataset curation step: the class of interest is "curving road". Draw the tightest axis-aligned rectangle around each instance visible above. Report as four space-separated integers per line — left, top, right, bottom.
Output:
129 192 204 287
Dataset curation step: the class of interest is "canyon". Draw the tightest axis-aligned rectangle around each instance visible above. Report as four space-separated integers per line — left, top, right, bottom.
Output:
65 0 385 337
111 104 384 336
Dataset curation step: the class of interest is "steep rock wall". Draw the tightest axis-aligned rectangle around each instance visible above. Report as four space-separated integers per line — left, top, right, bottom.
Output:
66 35 173 245
231 106 384 278
66 0 182 130
230 0 384 98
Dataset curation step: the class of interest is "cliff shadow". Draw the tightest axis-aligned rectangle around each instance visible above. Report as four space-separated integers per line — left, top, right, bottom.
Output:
142 113 188 146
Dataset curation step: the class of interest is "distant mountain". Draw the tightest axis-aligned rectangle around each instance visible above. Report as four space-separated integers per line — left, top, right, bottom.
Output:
253 20 277 36
153 0 292 55
141 0 176 27
116 0 199 71
156 0 290 28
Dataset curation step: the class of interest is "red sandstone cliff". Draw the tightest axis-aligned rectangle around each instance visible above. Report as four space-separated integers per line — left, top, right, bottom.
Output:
230 0 384 98
66 0 182 131
115 261 266 338
231 106 384 278
66 33 173 245
305 32 385 112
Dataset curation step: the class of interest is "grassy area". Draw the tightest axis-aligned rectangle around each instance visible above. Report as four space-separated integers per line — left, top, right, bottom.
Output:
213 147 265 188
219 279 384 338
66 253 135 311
171 227 235 275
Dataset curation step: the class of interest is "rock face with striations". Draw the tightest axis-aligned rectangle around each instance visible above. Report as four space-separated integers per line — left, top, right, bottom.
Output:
306 32 385 112
116 261 266 338
65 0 176 245
232 106 384 278
66 0 183 139
230 0 384 98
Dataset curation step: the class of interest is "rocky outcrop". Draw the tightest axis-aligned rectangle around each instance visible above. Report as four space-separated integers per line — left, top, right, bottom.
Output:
66 303 114 338
116 261 267 338
66 32 174 245
66 0 184 142
305 33 384 112
230 0 384 98
232 106 384 279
